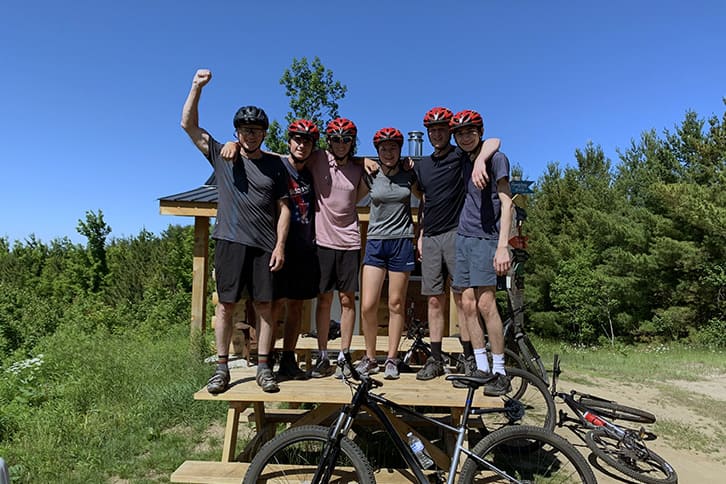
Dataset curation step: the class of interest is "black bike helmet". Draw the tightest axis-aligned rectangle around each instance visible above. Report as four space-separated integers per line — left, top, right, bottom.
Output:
233 106 269 130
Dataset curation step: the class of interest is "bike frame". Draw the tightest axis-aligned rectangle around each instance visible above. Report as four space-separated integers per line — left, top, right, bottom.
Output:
313 358 521 484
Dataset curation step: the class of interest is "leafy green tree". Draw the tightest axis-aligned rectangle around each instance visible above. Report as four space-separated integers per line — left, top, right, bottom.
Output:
265 56 348 153
76 209 111 292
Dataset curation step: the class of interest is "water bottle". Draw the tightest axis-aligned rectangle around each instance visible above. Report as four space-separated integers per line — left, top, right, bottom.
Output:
583 410 605 427
407 431 434 469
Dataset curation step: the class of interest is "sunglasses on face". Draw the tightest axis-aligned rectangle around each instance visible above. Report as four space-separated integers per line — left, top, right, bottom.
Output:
291 134 314 145
329 135 353 144
236 127 265 137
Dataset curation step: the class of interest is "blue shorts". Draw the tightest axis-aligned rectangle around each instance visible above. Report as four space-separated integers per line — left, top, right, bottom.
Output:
363 238 415 273
453 235 498 288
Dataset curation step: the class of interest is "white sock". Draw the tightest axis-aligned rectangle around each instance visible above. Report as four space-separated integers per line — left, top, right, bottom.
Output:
474 348 490 373
492 353 506 375
320 350 328 361
337 349 348 362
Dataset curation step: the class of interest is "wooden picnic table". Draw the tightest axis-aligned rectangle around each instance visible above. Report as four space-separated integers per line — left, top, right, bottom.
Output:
171 363 501 484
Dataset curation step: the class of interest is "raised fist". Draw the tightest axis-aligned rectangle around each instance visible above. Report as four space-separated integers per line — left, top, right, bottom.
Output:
193 69 212 88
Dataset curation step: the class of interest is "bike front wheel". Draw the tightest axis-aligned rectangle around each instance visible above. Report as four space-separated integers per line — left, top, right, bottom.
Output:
242 425 376 484
585 428 677 484
459 425 597 483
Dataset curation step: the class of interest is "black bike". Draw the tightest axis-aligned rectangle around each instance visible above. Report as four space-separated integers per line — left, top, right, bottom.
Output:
243 351 596 484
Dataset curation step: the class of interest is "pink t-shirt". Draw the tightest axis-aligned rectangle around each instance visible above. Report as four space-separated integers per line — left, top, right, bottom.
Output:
308 150 364 250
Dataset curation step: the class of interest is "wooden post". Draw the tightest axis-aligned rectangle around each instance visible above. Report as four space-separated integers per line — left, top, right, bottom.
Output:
191 216 210 334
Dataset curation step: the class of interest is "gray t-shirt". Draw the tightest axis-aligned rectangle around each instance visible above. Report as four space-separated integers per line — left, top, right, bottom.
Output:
206 138 288 252
365 166 416 240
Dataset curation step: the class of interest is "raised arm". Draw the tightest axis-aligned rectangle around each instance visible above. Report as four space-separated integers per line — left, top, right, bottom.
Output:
471 137 502 189
181 69 213 156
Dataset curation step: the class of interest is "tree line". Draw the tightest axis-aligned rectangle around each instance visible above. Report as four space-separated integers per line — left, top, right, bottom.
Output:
1 57 723 359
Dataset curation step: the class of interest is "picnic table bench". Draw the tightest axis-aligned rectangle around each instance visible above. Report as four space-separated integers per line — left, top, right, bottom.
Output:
171 357 500 484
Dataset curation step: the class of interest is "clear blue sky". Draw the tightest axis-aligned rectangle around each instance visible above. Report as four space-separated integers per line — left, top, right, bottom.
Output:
2 0 724 245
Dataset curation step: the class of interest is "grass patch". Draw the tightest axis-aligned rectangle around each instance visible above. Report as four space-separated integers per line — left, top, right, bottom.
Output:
0 324 229 483
654 419 722 455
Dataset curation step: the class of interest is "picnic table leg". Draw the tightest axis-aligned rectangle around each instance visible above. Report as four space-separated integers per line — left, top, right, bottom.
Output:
222 402 245 462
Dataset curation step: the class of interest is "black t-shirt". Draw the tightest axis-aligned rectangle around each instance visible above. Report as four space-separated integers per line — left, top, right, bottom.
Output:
282 157 316 253
413 146 467 236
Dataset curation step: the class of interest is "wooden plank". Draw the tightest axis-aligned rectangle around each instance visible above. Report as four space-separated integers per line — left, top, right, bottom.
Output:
171 460 425 484
221 402 244 463
160 201 217 217
195 367 501 409
276 335 463 354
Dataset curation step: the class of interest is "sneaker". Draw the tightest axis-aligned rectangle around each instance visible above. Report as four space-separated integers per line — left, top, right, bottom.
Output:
310 358 334 378
207 367 230 394
483 373 512 396
355 356 379 376
256 368 280 393
277 358 308 381
334 360 352 379
452 355 478 388
384 358 400 380
416 356 445 381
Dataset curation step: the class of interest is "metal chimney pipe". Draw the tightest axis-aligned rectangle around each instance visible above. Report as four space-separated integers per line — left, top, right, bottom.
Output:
407 131 424 159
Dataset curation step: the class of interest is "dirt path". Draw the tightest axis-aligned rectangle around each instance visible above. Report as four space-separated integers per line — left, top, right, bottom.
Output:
555 371 726 483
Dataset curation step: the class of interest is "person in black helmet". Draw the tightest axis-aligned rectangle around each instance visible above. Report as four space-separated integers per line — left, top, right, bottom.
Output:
181 69 290 394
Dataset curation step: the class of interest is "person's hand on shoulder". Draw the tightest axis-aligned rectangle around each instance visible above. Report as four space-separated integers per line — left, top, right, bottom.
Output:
220 141 239 160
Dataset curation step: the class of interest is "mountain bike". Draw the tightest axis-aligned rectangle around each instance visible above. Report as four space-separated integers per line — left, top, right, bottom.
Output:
243 351 596 483
551 355 677 484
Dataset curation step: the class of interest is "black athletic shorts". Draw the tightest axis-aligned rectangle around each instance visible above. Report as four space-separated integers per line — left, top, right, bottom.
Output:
214 239 275 303
317 246 360 294
277 246 320 300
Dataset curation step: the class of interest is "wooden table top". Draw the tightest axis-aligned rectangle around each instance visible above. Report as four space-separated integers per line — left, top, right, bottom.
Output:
194 365 502 408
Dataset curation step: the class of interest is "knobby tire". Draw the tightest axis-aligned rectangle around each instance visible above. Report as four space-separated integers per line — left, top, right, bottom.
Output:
459 425 597 483
242 425 375 484
585 428 677 484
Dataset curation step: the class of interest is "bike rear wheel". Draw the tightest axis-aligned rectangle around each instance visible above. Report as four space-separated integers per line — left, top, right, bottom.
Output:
579 397 656 424
585 428 677 484
459 425 597 483
242 425 375 484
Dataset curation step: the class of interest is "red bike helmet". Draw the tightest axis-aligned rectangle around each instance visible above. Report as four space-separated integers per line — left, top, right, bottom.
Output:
373 127 404 148
423 107 454 127
325 117 357 137
288 119 320 141
450 110 484 132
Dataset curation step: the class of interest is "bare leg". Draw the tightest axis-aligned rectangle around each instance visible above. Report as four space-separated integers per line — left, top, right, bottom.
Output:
427 293 446 343
315 292 333 352
339 291 356 351
254 301 275 363
476 286 504 353
284 300 303 351
453 291 470 340
387 271 410 359
215 301 236 357
361 265 386 360
462 288 485 349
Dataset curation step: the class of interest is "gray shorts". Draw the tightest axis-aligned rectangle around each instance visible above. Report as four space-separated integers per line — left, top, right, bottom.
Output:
453 235 498 289
421 229 458 295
